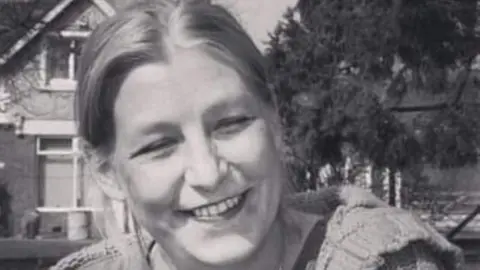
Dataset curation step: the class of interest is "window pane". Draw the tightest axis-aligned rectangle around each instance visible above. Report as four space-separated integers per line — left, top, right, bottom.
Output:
47 38 70 80
73 40 84 80
39 155 74 207
38 137 72 153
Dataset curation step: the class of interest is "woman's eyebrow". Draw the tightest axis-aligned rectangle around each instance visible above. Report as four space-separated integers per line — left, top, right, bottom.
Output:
132 122 177 139
203 95 255 117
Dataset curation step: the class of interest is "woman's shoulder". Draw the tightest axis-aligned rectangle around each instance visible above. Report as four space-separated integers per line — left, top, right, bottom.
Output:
50 234 146 270
317 199 465 269
287 186 465 269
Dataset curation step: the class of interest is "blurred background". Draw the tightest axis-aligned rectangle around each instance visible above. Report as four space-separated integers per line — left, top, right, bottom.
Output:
0 0 479 269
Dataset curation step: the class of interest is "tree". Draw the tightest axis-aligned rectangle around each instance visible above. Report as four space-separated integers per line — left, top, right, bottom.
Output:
265 0 480 191
0 0 61 102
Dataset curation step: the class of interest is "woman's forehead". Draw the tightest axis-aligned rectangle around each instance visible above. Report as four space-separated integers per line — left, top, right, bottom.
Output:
112 50 259 130
117 51 245 100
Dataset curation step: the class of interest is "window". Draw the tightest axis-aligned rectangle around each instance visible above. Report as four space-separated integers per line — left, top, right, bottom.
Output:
40 31 88 91
0 80 10 112
37 137 85 208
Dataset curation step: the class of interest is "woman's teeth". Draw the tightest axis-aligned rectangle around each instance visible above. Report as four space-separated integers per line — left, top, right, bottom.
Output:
192 195 241 218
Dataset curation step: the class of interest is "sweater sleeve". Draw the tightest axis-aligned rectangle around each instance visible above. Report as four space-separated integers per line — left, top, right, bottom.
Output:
380 242 446 270
314 205 465 270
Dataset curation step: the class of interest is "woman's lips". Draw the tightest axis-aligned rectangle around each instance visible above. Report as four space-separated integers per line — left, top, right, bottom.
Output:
193 195 242 217
179 190 250 221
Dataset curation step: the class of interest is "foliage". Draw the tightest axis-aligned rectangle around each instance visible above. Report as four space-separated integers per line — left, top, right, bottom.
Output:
265 0 480 189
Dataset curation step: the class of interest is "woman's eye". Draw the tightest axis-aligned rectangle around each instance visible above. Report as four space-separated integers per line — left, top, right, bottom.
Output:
130 139 178 159
214 116 254 136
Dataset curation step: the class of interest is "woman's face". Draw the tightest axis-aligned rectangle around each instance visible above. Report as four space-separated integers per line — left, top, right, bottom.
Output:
108 49 285 266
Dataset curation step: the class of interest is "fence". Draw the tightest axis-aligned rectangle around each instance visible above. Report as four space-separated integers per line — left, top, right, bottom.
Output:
411 191 480 232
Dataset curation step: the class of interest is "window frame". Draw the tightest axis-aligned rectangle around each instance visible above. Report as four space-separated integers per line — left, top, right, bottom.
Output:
39 30 90 91
36 136 82 208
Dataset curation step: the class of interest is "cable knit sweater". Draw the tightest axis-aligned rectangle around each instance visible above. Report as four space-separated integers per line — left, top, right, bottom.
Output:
51 186 465 270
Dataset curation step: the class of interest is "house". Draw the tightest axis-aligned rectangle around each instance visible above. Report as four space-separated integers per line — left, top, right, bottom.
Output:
0 0 119 240
0 0 298 239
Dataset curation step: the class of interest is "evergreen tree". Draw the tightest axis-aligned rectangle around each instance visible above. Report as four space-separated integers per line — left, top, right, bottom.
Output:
265 0 480 190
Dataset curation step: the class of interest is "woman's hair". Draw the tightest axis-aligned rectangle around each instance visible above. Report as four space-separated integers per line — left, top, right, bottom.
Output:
75 0 271 153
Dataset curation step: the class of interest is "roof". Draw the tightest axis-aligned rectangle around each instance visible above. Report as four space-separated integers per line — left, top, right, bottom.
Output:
0 0 115 66
0 0 61 57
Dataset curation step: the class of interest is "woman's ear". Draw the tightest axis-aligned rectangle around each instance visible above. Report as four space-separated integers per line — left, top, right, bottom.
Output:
84 148 126 201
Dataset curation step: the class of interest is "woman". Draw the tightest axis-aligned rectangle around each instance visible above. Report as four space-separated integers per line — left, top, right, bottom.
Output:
52 1 464 269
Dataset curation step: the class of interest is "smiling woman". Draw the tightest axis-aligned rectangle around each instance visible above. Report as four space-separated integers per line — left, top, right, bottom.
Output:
51 1 465 270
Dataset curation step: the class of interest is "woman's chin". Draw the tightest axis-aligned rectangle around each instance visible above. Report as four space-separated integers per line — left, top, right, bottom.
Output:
156 182 281 267
186 237 257 266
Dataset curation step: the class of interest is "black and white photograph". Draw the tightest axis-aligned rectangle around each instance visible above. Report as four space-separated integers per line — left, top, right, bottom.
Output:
0 0 477 269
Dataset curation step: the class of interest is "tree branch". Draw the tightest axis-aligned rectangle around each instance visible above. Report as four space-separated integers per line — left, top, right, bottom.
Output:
382 64 408 106
388 57 478 113
452 57 475 105
388 103 448 113
392 0 403 37
388 101 480 113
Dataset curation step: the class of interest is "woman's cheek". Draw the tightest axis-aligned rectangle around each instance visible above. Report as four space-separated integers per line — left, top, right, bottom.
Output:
120 159 182 209
219 121 279 178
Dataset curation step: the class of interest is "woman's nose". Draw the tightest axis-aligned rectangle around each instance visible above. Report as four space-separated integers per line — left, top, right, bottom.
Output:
185 138 227 192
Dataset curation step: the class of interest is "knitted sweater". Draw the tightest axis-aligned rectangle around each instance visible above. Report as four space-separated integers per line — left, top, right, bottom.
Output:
51 186 465 270
287 186 465 269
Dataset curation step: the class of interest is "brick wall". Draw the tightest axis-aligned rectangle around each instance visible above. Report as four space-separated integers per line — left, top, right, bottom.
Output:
0 127 37 236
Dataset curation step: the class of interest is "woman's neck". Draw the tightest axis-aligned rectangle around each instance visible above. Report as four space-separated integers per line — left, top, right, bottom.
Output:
275 205 320 270
224 206 320 270
232 215 285 270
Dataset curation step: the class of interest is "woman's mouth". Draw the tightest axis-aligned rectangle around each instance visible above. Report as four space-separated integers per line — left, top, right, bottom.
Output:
182 190 249 221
